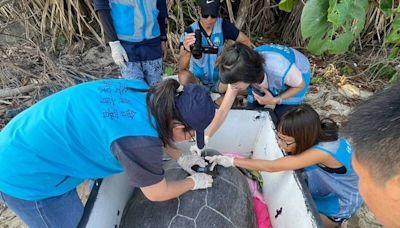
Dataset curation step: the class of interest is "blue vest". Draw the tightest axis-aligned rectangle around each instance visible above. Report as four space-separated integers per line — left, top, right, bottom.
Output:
0 79 159 200
181 19 224 85
109 0 160 42
305 138 363 219
253 44 311 105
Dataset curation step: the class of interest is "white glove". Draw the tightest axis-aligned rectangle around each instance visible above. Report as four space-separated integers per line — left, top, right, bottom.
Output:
177 154 207 175
205 155 235 171
189 136 210 156
109 40 128 68
187 173 213 190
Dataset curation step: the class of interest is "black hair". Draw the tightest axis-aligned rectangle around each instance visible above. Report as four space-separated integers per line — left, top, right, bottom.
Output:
146 79 192 148
278 104 338 155
342 82 400 183
218 43 265 84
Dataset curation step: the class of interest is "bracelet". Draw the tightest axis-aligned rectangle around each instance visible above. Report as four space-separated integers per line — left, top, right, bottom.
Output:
277 96 283 105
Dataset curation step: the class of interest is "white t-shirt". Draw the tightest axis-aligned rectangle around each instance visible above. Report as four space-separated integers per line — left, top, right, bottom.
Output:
259 64 303 89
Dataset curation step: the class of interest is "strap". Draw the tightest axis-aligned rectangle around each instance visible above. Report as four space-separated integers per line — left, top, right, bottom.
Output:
127 87 149 93
197 21 215 46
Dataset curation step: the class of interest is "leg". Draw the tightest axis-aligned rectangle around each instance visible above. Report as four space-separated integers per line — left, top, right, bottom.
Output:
142 58 163 86
178 70 198 85
120 62 145 82
1 189 84 228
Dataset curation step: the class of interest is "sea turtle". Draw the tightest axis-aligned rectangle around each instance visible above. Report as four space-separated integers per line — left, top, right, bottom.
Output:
120 149 256 228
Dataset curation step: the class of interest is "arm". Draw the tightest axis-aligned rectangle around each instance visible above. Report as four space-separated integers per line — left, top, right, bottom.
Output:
222 19 254 48
179 29 195 71
234 148 330 172
93 0 118 42
141 178 194 201
157 0 168 60
205 84 239 138
179 45 192 71
96 10 118 42
236 32 255 48
254 65 305 105
278 65 304 101
157 0 168 41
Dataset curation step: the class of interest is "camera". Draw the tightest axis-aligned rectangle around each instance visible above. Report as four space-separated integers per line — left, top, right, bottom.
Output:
190 29 219 59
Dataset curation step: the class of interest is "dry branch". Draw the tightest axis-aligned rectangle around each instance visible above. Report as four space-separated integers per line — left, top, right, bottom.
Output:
0 84 41 98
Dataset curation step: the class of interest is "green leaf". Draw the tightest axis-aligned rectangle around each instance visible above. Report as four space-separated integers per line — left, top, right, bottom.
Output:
279 0 296 13
311 77 323 85
329 31 353 54
389 47 400 59
164 67 175 76
306 29 332 55
301 0 329 39
301 0 368 55
380 0 393 17
386 13 400 44
389 72 400 83
327 0 350 27
349 0 369 35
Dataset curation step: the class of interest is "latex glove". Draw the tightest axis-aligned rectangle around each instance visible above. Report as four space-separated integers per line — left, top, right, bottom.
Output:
189 136 210 156
109 40 128 68
187 173 213 190
205 155 235 171
177 154 207 175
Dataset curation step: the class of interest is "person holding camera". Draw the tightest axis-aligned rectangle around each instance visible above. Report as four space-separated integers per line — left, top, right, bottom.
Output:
178 0 253 92
94 0 168 86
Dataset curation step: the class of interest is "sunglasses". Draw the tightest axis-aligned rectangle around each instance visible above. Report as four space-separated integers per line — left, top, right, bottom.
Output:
202 14 217 19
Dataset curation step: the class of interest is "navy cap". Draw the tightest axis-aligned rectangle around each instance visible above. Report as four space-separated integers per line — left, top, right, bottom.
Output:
198 0 220 17
175 84 215 149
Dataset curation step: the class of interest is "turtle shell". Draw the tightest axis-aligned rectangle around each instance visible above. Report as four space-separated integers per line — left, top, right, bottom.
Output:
120 149 256 228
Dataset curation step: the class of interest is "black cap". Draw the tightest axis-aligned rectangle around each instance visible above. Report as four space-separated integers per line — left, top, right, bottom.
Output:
198 0 220 17
175 84 215 149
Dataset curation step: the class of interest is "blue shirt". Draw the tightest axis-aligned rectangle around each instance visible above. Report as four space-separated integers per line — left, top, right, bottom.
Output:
305 138 363 219
0 79 162 200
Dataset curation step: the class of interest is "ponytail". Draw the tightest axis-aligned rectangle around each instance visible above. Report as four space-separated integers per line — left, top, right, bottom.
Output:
319 118 339 142
147 79 187 147
219 43 265 84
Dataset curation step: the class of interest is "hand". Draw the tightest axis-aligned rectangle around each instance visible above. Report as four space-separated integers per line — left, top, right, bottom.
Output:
177 154 207 175
109 40 128 68
189 136 210 156
187 173 213 190
161 41 167 61
182 33 196 53
205 155 235 171
253 87 278 105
